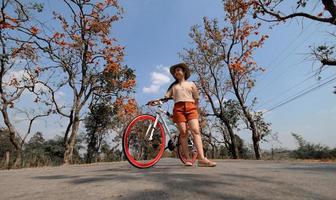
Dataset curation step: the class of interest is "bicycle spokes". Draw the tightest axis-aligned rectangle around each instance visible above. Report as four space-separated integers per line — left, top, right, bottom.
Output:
123 115 165 168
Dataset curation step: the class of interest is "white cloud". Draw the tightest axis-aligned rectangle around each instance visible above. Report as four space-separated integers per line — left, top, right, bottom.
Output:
2 70 52 104
2 70 30 87
34 82 49 94
143 85 160 93
152 72 170 85
142 65 172 94
2 70 48 93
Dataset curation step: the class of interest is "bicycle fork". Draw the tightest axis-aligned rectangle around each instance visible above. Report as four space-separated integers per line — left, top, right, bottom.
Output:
145 115 160 141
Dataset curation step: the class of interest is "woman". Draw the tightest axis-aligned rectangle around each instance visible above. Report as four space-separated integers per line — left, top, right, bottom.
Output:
152 63 216 167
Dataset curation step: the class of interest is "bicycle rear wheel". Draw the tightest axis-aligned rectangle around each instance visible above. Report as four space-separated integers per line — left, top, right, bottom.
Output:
177 133 198 165
123 115 165 169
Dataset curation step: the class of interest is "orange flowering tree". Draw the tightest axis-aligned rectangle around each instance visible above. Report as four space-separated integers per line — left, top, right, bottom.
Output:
0 1 51 167
181 0 270 159
252 0 336 69
29 0 136 164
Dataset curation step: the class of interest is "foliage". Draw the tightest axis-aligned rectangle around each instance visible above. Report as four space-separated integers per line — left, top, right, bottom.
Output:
291 133 336 159
253 111 272 141
84 101 114 163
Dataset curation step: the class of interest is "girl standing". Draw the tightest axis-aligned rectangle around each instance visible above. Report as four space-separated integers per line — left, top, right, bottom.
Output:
152 63 216 167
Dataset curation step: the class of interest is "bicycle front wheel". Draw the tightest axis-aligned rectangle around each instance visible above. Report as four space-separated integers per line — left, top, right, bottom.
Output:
123 115 166 169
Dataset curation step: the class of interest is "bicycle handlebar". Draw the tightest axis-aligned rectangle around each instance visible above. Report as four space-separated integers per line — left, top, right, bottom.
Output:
145 97 173 106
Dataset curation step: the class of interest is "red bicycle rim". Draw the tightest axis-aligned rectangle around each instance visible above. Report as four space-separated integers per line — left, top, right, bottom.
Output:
123 115 165 168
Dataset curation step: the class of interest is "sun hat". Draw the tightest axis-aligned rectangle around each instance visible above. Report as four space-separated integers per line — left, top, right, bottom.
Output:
169 63 191 80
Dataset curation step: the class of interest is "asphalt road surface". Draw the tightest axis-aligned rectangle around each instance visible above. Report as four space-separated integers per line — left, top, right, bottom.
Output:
0 158 335 200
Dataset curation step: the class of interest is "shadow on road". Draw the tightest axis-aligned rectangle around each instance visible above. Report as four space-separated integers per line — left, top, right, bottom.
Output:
28 160 335 200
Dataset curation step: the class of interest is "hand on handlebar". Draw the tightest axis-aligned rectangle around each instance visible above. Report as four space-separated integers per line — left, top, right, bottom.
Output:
146 100 159 106
146 97 172 106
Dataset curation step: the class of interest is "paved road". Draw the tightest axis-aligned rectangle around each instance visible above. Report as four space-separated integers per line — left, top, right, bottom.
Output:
0 159 335 200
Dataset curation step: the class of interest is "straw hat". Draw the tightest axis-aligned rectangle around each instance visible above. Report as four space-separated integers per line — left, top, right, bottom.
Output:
169 63 191 80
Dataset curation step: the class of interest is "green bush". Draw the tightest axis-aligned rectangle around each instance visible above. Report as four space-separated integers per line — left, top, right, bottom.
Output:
291 133 336 159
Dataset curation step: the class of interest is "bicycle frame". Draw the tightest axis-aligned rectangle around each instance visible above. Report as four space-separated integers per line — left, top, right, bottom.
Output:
147 101 175 142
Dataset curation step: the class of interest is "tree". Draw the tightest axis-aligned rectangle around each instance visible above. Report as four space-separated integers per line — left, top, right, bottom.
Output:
235 134 250 159
252 0 336 68
218 145 229 159
38 135 64 165
24 131 47 167
84 101 114 163
40 135 83 165
253 111 272 141
198 102 241 158
182 0 268 159
0 0 51 167
0 127 16 167
29 0 136 164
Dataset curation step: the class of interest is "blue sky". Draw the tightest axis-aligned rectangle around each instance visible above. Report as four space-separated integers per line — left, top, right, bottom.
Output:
2 0 335 150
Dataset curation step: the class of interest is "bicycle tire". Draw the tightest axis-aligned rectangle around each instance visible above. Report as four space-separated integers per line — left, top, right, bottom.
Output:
122 114 166 169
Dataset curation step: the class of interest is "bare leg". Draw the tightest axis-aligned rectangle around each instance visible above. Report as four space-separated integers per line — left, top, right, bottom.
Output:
176 122 191 160
188 119 216 167
187 119 205 159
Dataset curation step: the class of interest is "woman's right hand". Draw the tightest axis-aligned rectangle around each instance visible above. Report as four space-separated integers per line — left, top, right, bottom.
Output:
146 100 158 106
146 97 172 106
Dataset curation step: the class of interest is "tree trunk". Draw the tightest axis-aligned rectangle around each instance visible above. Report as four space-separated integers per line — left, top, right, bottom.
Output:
5 151 10 169
211 144 216 159
229 78 261 159
227 58 262 159
64 113 80 164
252 132 261 160
1 104 23 168
245 111 261 160
221 117 239 159
86 132 97 164
227 127 239 159
242 110 261 159
13 149 22 168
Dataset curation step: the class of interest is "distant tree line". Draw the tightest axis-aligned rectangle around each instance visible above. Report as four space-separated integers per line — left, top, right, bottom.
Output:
2 127 335 169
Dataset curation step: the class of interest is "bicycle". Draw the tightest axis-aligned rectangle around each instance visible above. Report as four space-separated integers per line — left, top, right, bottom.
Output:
122 98 198 169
